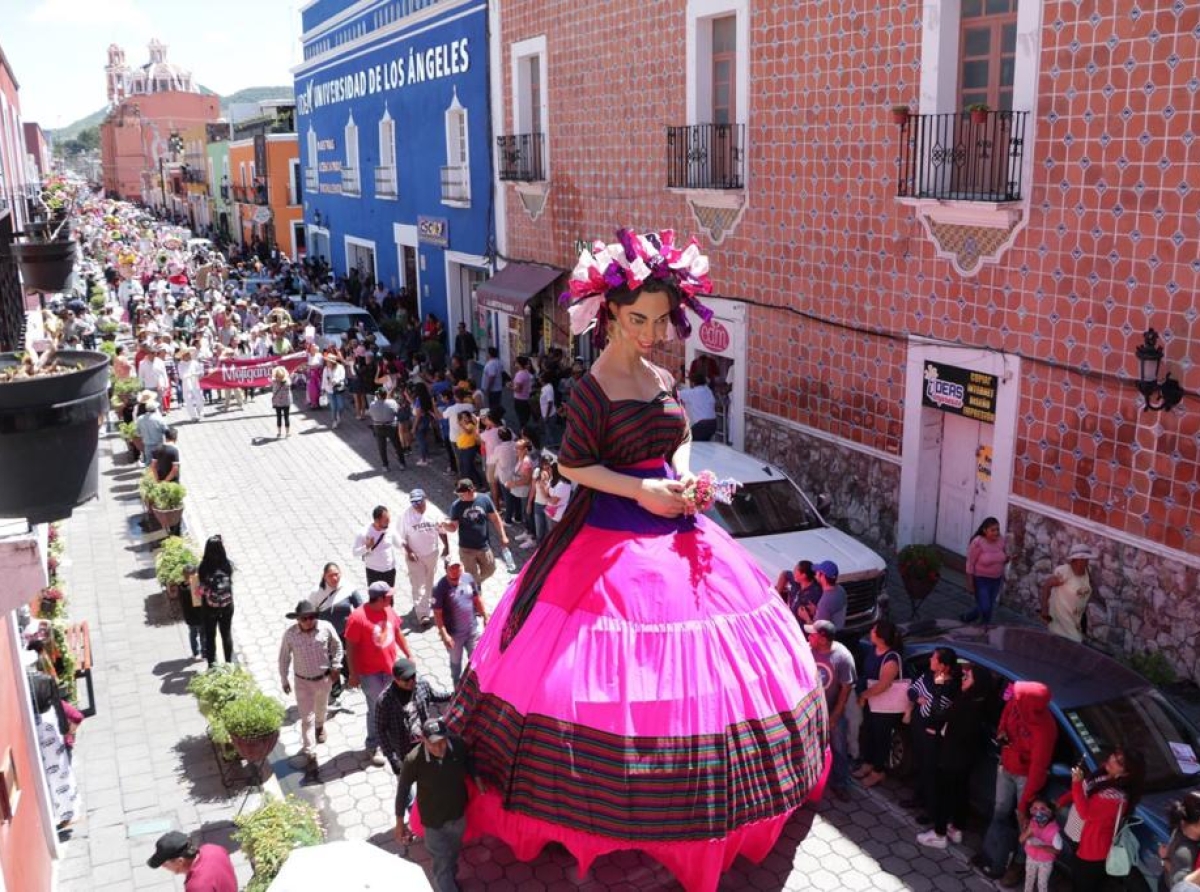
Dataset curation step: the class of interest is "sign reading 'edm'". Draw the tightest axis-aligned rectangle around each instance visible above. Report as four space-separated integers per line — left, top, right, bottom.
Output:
921 361 998 424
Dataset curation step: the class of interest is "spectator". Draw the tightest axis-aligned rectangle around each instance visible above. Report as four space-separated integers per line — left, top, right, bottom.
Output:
270 365 292 438
1060 747 1145 890
432 558 489 687
455 410 482 486
453 321 478 366
908 647 960 845
927 663 994 851
806 619 855 800
506 438 535 548
147 831 237 892
344 581 413 766
481 346 504 413
352 505 405 588
975 682 1058 884
194 535 235 667
1161 792 1200 892
321 349 347 428
399 488 450 627
511 356 535 429
310 562 362 704
367 389 407 471
963 516 1009 624
441 479 508 586
542 458 572 534
278 599 343 768
810 560 847 631
398 719 475 892
135 394 168 468
375 658 453 844
854 619 906 789
28 670 80 828
1018 797 1063 892
678 370 718 441
777 559 821 626
1039 544 1096 642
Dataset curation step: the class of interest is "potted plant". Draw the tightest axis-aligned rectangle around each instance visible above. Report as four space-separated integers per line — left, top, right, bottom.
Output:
10 207 76 292
0 347 110 523
111 376 141 423
97 318 119 342
147 481 186 532
233 795 324 892
220 692 285 763
897 543 942 611
188 665 258 759
137 468 157 510
890 105 911 126
966 102 990 125
154 535 199 596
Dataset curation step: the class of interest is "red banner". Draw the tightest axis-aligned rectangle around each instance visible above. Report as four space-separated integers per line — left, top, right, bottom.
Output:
198 352 308 390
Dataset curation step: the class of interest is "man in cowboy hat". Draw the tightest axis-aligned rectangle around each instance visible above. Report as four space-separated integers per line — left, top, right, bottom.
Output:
1038 543 1097 642
278 599 343 766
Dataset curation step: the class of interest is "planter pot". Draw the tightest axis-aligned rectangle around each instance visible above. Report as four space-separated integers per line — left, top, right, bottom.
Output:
970 110 988 125
151 505 184 530
11 239 77 293
901 572 940 613
890 108 909 126
0 350 110 523
230 730 279 764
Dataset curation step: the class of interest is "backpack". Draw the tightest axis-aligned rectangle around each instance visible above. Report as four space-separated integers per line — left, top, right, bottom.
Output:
203 569 234 608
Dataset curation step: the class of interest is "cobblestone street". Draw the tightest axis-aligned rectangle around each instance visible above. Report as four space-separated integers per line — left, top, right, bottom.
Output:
49 391 1009 891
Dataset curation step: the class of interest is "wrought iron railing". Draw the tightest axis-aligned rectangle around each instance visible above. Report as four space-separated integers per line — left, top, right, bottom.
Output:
895 110 1028 202
341 166 361 196
375 166 397 198
496 133 545 182
440 165 469 202
666 123 744 189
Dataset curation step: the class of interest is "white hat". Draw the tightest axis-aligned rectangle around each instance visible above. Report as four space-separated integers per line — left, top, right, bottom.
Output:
1067 543 1096 562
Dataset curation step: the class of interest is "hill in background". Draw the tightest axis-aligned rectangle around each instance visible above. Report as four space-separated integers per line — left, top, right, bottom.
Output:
51 85 295 141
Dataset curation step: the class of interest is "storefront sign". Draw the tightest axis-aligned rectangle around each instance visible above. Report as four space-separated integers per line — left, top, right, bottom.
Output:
296 37 472 115
199 352 307 390
921 361 998 424
698 318 731 354
418 216 449 247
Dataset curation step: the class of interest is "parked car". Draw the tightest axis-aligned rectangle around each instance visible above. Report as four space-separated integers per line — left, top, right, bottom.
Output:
685 441 889 634
288 293 332 320
305 301 391 351
891 621 1200 890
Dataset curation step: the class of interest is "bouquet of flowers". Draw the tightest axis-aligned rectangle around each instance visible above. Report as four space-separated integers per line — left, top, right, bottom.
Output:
681 469 739 515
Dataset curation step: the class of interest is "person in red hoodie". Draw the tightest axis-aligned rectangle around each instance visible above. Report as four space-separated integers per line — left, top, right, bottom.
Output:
1058 747 1144 890
974 681 1058 884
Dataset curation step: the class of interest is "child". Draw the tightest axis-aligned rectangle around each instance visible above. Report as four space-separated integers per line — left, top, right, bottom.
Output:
1020 797 1062 892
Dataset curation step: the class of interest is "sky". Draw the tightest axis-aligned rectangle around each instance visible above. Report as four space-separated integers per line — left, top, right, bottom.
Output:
4 0 302 130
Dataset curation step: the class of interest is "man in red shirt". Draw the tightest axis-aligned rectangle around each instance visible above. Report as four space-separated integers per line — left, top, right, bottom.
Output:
344 580 413 766
148 831 237 892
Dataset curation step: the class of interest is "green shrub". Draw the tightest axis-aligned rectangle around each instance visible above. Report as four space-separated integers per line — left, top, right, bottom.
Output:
154 536 199 588
187 664 258 733
111 377 141 405
898 543 942 581
220 692 285 740
99 341 117 358
117 421 138 441
1127 650 1177 686
147 481 186 510
138 469 157 502
233 795 324 892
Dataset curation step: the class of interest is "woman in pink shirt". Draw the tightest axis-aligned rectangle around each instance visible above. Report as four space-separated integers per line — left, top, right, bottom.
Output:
963 516 1009 624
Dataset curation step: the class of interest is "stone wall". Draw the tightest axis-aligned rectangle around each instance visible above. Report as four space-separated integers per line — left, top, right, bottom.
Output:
744 413 900 554
1006 506 1200 685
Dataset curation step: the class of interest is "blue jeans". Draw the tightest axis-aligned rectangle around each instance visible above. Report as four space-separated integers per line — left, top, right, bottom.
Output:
359 671 390 749
532 502 548 542
328 389 346 422
829 712 850 790
981 766 1027 874
449 627 479 687
964 575 1003 623
425 815 465 892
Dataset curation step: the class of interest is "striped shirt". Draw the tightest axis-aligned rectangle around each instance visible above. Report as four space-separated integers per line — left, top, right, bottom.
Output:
278 620 343 684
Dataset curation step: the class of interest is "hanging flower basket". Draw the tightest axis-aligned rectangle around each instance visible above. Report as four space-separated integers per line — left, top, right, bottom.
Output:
0 350 110 522
11 238 77 293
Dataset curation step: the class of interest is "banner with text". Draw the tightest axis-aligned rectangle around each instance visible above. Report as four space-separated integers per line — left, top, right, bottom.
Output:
921 361 998 424
199 352 307 390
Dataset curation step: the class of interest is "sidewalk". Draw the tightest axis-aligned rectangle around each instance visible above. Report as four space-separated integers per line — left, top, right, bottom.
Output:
57 392 998 891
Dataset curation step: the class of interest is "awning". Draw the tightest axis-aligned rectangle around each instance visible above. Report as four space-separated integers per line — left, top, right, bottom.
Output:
475 263 562 316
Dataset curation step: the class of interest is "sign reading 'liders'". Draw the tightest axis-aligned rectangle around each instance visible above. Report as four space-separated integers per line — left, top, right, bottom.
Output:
921 361 998 424
297 38 471 115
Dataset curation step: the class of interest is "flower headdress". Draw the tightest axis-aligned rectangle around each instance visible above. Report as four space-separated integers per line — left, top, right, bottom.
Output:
562 228 714 346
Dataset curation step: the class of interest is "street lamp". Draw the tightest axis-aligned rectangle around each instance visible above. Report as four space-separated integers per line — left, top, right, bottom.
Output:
1135 328 1184 412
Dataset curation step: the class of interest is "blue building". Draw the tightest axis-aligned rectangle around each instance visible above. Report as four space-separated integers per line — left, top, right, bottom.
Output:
294 0 493 335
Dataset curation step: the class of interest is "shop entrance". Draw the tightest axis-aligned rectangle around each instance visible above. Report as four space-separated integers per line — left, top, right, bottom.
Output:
934 412 995 555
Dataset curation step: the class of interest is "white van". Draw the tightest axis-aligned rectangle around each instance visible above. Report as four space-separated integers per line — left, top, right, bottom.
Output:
687 441 888 634
306 302 391 351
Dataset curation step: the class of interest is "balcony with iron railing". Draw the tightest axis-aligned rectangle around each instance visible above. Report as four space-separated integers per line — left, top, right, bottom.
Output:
341 167 361 196
440 165 469 203
375 166 397 198
496 133 545 182
666 123 744 190
895 110 1029 202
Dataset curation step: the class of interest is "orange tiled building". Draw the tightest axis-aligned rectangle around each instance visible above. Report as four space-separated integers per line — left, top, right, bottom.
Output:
99 41 219 203
488 1 1200 676
228 102 302 259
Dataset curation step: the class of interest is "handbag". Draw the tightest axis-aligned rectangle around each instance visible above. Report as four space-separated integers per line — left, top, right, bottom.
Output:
866 651 909 714
1105 801 1141 876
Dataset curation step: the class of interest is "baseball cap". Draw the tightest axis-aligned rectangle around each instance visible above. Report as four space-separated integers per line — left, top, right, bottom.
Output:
804 619 838 639
147 831 191 868
422 718 447 742
454 479 475 493
392 658 417 680
813 560 840 581
367 580 392 599
409 488 426 504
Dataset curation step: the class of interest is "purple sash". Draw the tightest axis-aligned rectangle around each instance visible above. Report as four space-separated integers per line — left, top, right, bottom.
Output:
586 462 697 535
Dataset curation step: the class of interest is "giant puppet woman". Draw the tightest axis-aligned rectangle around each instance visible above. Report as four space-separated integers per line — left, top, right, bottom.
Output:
447 229 828 892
